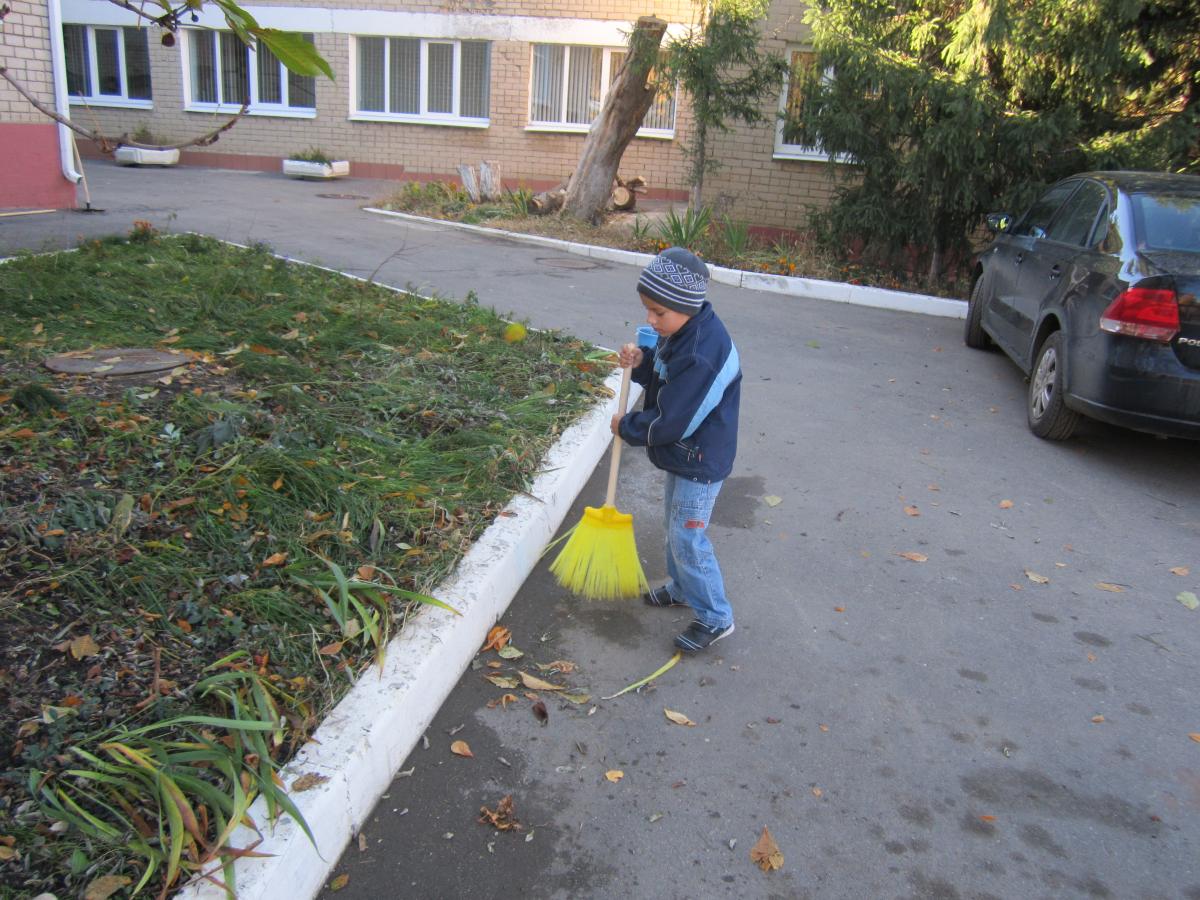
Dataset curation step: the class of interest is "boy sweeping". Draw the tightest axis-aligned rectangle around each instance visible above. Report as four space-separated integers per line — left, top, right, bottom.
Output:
611 247 742 653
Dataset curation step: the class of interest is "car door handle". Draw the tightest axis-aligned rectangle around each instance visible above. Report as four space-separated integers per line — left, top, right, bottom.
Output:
1048 264 1062 280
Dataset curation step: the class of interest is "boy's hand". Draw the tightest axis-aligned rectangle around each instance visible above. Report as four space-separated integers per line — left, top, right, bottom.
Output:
610 413 622 436
617 343 643 369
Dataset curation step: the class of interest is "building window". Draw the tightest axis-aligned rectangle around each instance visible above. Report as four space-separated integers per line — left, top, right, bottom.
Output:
184 29 316 116
528 44 675 137
352 37 491 125
775 49 830 161
64 24 152 108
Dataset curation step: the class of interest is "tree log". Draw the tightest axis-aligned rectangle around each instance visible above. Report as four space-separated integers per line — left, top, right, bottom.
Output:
530 187 566 215
611 185 636 211
457 164 481 202
561 16 668 224
479 160 502 201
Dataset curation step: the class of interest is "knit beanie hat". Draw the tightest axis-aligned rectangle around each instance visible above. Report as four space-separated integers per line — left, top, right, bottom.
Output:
637 246 708 316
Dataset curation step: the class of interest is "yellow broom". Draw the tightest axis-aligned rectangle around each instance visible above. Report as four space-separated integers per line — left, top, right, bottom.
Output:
549 354 650 600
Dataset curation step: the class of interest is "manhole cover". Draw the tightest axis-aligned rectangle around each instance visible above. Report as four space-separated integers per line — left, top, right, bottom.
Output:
317 193 369 200
535 256 601 270
44 347 190 376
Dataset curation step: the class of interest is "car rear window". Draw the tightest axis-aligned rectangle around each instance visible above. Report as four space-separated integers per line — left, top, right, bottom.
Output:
1131 192 1200 252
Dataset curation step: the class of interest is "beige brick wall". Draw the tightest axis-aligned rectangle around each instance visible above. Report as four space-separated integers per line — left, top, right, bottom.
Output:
59 0 844 230
1 0 59 123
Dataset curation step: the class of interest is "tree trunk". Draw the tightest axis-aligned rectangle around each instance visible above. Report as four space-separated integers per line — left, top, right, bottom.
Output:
562 16 668 224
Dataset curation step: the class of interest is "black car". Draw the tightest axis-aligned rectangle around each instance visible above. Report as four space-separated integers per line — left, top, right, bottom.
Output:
965 171 1200 440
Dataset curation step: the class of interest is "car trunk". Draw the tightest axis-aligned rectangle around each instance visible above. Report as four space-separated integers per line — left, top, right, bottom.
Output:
1141 251 1200 371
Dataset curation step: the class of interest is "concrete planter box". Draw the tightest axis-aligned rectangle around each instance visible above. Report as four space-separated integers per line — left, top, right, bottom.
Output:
282 159 350 179
113 146 180 167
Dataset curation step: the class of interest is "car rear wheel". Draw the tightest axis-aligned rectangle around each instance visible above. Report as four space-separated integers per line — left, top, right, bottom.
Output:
964 277 993 349
1028 331 1081 440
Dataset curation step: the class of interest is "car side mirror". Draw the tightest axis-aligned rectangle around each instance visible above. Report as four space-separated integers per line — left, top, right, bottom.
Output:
985 212 1013 234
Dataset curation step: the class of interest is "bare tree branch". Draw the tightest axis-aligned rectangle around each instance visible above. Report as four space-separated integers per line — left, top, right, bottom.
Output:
0 65 248 152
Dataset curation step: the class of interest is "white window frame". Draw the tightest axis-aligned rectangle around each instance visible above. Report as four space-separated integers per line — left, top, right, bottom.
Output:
64 24 153 109
774 47 834 162
526 43 675 140
349 36 491 128
180 28 317 119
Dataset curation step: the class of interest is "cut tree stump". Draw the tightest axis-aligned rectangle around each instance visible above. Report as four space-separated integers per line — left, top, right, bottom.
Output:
457 164 481 202
479 161 502 202
611 185 636 211
530 186 566 215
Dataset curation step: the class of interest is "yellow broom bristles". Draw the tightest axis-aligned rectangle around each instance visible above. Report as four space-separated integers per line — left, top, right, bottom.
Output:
549 504 649 600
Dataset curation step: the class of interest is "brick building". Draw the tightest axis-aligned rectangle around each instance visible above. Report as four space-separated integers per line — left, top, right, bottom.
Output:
4 0 842 227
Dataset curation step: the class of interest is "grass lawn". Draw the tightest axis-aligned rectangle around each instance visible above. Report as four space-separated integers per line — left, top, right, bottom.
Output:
0 227 610 897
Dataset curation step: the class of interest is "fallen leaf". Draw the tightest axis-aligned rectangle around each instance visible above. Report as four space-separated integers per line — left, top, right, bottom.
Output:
532 700 548 724
1024 569 1050 585
450 740 473 758
500 693 519 709
1092 715 1105 724
538 659 577 674
605 770 624 783
750 826 784 872
329 874 349 891
834 606 845 612
519 671 564 691
903 505 920 517
84 875 132 900
261 551 288 567
1170 566 1190 576
664 708 696 727
602 651 682 700
357 832 368 852
478 794 522 830
999 499 1014 509
68 634 100 660
818 724 829 732
1188 733 1200 743
763 495 782 507
0 846 16 861
497 644 524 660
1177 591 1199 611
318 641 344 656
291 772 330 792
482 625 511 652
811 787 823 798
1095 582 1125 593
979 815 996 822
897 551 928 563
355 565 376 581
561 692 591 705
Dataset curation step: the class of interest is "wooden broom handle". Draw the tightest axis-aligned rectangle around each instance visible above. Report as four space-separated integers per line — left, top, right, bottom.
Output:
605 360 633 507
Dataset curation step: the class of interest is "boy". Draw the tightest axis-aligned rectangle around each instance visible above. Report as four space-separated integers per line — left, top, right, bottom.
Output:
611 246 742 653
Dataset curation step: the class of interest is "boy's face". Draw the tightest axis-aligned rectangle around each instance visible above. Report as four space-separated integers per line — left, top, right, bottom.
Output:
640 293 692 337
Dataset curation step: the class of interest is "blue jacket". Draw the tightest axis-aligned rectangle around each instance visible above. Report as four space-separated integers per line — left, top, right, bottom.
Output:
618 302 741 483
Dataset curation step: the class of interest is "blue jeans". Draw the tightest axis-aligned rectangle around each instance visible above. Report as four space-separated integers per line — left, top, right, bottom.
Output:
662 474 733 630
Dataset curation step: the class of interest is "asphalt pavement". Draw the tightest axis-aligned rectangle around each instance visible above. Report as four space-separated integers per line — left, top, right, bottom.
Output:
4 163 1199 900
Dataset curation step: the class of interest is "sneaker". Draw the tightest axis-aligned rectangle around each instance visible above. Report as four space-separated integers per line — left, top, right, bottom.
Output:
674 620 735 653
644 585 687 608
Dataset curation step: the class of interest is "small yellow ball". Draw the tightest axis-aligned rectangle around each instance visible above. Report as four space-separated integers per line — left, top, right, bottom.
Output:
503 322 528 343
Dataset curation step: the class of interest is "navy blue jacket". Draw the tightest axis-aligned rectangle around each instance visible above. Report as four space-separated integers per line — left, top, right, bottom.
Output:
618 302 741 483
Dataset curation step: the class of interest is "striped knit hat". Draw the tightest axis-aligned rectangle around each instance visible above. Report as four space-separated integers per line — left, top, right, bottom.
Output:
638 246 708 316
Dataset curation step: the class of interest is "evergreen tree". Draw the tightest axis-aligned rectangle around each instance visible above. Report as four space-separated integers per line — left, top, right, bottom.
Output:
787 0 1199 284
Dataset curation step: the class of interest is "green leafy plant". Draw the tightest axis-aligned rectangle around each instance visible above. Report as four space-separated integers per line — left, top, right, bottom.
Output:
504 187 534 218
720 215 751 257
287 147 336 164
654 205 713 250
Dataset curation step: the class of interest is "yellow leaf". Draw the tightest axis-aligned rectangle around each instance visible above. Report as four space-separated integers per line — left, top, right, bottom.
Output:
519 671 564 691
1024 569 1049 584
68 634 100 660
262 552 288 567
750 826 784 872
664 708 696 727
272 475 284 490
1170 566 1189 576
330 874 350 891
159 334 181 344
451 740 473 758
896 551 928 563
0 846 16 861
1091 715 1105 724
1188 733 1200 743
1095 582 1125 593
605 770 624 782
999 499 1013 509
84 875 132 900
481 625 511 652
33 322 44 334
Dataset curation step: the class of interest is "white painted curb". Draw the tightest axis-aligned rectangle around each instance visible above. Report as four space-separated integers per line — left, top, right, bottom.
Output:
177 367 638 899
364 207 966 320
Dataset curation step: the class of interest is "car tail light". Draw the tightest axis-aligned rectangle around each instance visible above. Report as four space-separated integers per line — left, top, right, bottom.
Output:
1100 287 1180 342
